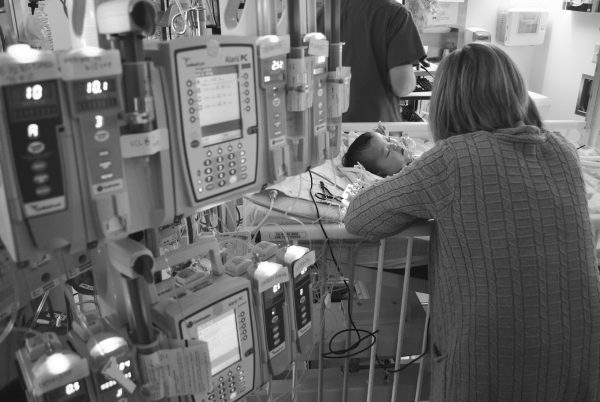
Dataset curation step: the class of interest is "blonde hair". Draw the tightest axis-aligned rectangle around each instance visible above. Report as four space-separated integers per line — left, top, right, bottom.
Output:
429 42 542 141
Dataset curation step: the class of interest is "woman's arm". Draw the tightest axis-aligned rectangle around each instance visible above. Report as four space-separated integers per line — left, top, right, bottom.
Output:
344 142 455 240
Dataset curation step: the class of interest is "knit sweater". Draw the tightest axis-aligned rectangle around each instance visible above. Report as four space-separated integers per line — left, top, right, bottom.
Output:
344 126 600 402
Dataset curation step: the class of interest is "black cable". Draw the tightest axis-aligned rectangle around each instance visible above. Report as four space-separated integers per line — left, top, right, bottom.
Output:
420 63 435 80
235 204 243 226
382 319 430 374
308 169 380 360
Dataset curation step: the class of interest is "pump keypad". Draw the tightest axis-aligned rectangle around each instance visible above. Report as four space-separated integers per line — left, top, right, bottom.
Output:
196 144 249 192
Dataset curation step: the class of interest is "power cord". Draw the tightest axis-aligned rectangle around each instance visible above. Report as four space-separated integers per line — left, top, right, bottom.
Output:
251 189 279 240
307 170 381 360
309 169 430 374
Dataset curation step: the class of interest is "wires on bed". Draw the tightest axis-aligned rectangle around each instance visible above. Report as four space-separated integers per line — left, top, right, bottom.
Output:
308 169 381 360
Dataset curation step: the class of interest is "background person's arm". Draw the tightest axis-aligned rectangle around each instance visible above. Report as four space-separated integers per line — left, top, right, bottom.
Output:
389 64 417 98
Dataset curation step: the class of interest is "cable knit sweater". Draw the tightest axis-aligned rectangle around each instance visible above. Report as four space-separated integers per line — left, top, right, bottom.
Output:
344 126 600 402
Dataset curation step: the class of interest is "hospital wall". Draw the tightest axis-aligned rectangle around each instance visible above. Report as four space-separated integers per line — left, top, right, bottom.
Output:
464 0 599 120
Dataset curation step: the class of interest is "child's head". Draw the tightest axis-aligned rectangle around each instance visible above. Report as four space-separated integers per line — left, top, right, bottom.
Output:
429 42 543 141
342 131 412 177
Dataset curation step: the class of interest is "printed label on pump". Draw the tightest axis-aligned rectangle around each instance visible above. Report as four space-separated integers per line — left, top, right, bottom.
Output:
307 37 329 57
59 51 122 78
120 128 169 158
258 35 291 59
255 261 290 293
292 250 315 278
269 341 286 359
139 340 211 398
298 321 312 337
0 54 59 84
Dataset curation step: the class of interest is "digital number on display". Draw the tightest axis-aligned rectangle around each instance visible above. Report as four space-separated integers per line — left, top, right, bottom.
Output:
25 84 44 101
271 60 284 71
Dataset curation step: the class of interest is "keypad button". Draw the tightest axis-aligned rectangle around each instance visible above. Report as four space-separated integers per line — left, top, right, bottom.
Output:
99 161 112 170
94 131 110 142
33 174 49 185
31 160 47 172
27 141 45 154
35 185 51 197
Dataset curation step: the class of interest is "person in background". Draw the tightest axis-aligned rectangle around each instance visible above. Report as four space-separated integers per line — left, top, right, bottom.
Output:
331 0 426 122
344 42 600 401
342 131 414 177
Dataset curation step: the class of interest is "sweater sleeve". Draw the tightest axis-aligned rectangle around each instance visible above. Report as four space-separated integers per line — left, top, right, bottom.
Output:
344 141 455 240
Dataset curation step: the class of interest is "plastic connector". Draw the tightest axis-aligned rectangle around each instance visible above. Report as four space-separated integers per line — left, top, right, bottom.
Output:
268 189 278 201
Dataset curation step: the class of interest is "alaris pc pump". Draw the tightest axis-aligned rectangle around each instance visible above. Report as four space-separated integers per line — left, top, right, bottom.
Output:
145 35 268 216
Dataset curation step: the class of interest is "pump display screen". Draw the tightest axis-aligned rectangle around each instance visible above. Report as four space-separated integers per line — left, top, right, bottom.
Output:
43 379 89 402
261 58 285 84
6 81 56 109
195 65 243 147
72 78 117 99
195 309 241 375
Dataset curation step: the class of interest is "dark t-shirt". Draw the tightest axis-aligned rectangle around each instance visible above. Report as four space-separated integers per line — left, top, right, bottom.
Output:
340 0 425 122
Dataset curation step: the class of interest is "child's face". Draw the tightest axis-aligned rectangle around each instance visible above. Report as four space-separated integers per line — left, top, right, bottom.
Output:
361 132 412 176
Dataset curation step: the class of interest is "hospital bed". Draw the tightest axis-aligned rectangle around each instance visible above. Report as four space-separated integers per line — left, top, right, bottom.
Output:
242 119 595 402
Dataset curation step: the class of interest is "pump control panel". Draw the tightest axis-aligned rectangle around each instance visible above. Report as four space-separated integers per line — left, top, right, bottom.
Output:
146 36 266 216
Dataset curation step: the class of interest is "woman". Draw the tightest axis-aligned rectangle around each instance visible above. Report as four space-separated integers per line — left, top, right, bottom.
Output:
344 43 600 401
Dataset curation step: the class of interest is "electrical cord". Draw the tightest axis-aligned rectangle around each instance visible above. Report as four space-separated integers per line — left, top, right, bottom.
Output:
419 63 435 80
379 319 430 374
308 170 381 360
251 189 278 239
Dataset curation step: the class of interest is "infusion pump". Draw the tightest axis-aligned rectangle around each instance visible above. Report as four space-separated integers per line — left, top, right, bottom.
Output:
152 275 260 402
145 36 267 218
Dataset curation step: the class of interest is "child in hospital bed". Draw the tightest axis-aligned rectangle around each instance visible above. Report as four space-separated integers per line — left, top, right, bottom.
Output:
341 130 415 178
338 125 425 215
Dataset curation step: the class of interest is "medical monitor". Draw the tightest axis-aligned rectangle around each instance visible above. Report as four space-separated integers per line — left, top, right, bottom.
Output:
152 275 259 401
145 36 265 215
195 308 241 376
